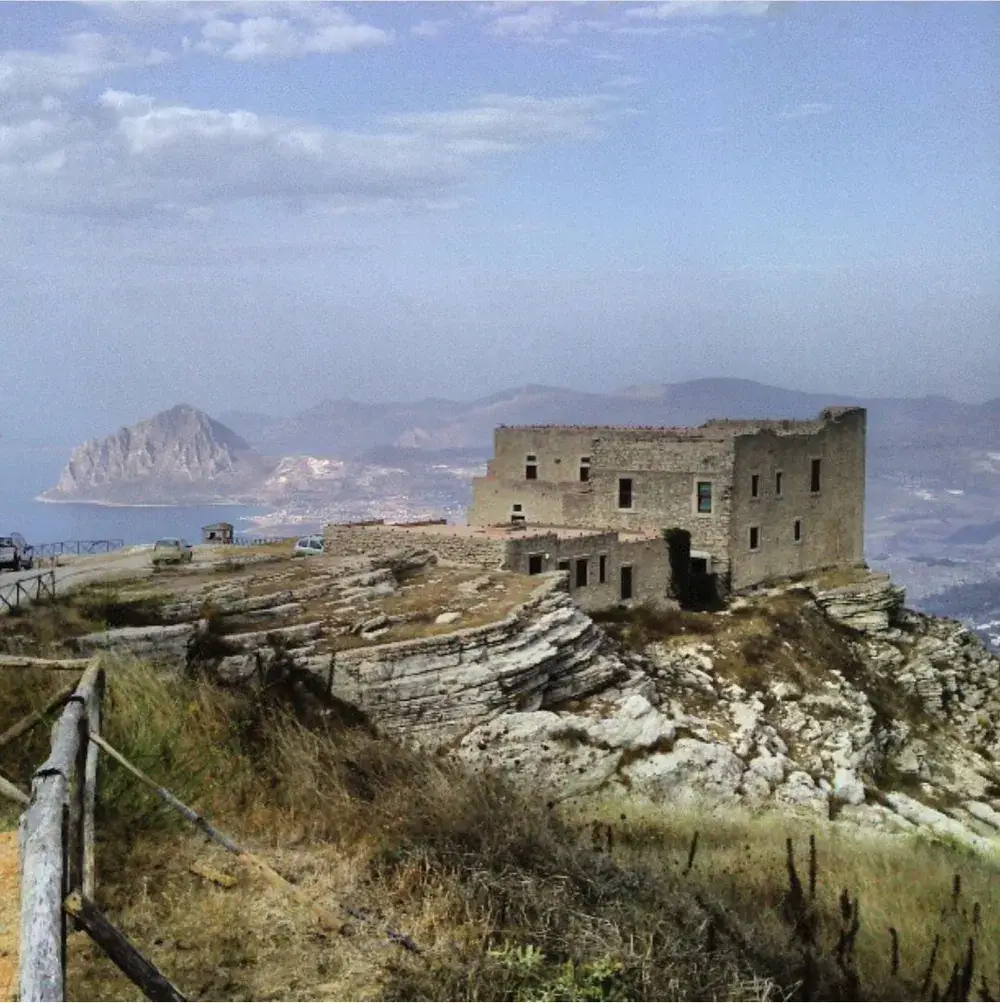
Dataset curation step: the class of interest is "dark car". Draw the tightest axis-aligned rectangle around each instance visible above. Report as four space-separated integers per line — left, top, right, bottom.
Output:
0 533 34 571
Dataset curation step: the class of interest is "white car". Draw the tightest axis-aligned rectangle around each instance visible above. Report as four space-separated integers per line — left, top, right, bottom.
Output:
0 533 33 571
293 535 324 556
152 538 194 565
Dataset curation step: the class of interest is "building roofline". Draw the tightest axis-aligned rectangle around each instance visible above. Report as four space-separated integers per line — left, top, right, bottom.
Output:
495 406 865 436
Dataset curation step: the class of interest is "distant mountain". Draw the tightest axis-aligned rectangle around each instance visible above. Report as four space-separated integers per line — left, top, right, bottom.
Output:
254 378 997 474
216 410 283 447
40 404 278 505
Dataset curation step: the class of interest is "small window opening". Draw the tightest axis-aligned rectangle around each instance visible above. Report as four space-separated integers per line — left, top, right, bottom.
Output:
528 554 544 575
811 458 822 493
525 454 537 480
579 456 591 482
598 554 607 583
794 519 802 543
775 471 783 497
696 481 713 513
749 526 760 551
691 556 708 575
575 558 589 588
618 477 633 509
750 474 759 498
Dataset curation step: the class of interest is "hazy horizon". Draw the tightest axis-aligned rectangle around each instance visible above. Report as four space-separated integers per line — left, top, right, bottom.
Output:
2 1 997 445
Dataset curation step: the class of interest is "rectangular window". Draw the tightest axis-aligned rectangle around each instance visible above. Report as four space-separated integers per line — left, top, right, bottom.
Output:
775 471 783 497
794 519 802 543
749 526 760 551
618 477 633 509
750 474 759 499
575 558 589 588
811 458 822 493
696 481 713 513
557 559 571 579
579 457 591 482
528 554 543 575
620 565 633 601
599 554 607 584
511 503 525 525
525 454 537 480
512 503 522 511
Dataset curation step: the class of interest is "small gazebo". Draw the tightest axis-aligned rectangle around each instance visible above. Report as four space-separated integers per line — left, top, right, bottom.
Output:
201 522 234 544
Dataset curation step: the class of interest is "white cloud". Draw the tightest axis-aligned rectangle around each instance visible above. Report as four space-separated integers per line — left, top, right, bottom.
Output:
383 93 636 147
489 5 560 38
0 31 167 102
779 102 833 120
626 1 773 18
411 19 449 38
0 84 635 218
197 7 392 61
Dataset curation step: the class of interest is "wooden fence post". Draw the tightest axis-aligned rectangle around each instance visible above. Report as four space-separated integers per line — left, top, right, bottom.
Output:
18 660 103 1002
82 664 103 900
18 770 69 1002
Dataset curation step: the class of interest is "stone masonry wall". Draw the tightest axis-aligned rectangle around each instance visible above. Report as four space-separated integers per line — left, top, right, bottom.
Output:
324 524 508 569
728 408 866 590
504 531 671 610
488 427 602 483
468 477 580 527
583 435 736 580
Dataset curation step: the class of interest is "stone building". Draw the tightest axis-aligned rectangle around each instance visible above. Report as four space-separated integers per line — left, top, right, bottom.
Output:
468 406 867 593
324 406 866 609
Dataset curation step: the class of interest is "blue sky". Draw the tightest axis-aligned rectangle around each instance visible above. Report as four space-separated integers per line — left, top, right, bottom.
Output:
0 1 997 444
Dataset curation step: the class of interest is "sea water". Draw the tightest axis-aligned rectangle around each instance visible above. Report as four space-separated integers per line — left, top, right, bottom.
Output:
0 444 273 547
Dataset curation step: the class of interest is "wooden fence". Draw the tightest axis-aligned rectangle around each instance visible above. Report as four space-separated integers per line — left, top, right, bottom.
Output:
8 653 420 1001
0 571 56 614
17 658 103 1001
14 657 187 1002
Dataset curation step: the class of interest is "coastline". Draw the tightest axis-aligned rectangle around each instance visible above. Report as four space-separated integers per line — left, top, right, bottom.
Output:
35 495 268 510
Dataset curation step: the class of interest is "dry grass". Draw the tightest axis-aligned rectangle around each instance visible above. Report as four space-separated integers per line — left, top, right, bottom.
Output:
0 664 83 808
56 659 1000 1002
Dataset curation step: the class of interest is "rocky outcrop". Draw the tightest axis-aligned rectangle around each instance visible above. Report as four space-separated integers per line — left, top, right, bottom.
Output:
445 573 1000 853
324 579 628 743
810 573 907 636
41 404 277 505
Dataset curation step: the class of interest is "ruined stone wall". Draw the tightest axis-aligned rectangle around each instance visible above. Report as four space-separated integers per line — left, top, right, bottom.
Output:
323 524 507 569
489 427 601 483
728 408 866 590
584 434 735 579
468 477 579 527
503 531 670 610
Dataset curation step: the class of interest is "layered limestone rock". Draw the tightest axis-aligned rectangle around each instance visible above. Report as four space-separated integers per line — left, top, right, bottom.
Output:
445 573 1000 853
325 579 628 743
64 556 1000 853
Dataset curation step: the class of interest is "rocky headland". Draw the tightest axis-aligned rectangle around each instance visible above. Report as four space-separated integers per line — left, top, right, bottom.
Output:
49 548 1000 854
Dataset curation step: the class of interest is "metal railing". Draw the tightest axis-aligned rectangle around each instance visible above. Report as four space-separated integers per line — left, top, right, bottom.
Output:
32 540 124 558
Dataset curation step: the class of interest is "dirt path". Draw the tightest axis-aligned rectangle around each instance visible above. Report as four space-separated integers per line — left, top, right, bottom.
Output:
0 830 18 1001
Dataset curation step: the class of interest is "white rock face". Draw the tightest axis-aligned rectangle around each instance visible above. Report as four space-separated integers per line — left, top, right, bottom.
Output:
42 404 276 505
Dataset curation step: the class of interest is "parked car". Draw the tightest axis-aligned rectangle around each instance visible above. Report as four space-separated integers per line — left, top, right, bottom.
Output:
293 535 324 556
151 538 194 566
0 533 33 572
